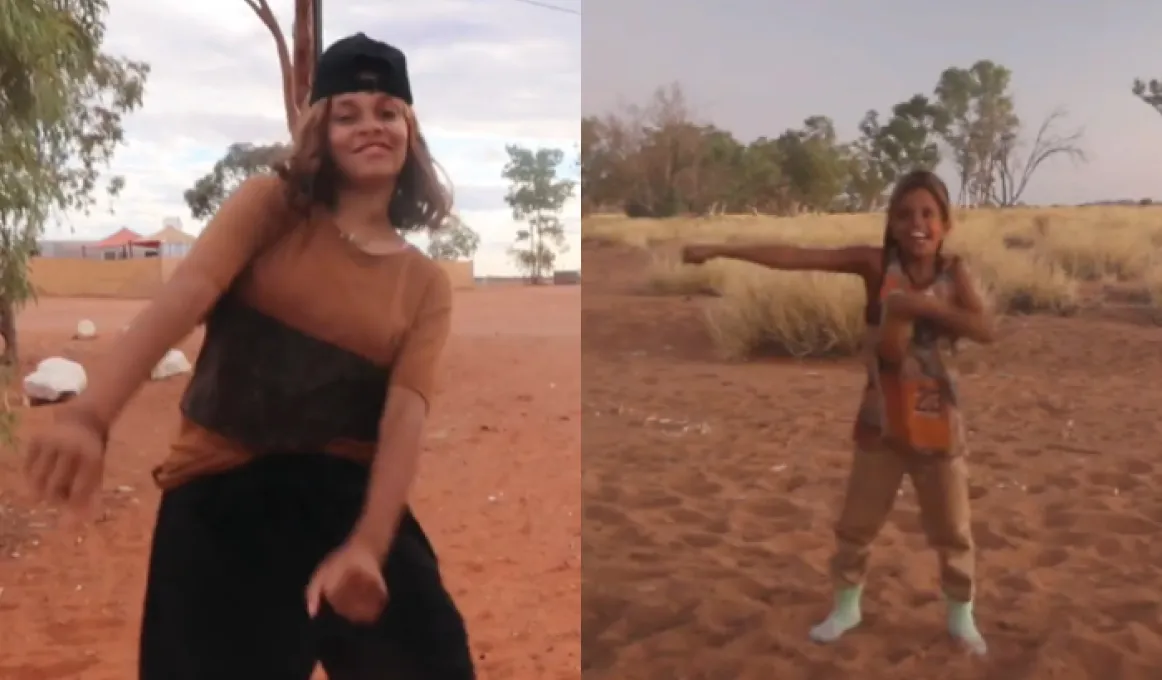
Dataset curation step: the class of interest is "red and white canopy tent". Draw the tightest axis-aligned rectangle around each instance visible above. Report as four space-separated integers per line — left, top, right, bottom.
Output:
82 228 161 259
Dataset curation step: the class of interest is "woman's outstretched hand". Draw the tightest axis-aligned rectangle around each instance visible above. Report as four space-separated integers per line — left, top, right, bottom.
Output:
306 540 389 624
24 410 107 515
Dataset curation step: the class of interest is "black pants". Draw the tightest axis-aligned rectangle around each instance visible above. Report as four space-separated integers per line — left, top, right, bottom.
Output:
138 454 476 680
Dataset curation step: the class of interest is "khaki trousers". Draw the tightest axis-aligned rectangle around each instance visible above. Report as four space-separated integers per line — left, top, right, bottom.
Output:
830 442 975 602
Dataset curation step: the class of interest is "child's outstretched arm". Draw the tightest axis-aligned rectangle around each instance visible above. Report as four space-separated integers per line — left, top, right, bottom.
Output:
682 243 880 278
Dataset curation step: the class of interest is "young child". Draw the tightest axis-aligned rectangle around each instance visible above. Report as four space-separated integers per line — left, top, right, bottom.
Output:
682 170 994 656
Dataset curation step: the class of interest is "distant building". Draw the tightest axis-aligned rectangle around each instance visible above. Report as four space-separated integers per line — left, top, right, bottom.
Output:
148 224 197 258
36 222 198 260
87 228 159 259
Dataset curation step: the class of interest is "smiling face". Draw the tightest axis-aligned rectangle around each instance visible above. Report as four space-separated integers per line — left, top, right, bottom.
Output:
889 187 949 259
326 89 410 186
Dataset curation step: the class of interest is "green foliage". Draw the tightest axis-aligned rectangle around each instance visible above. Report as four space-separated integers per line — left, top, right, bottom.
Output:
427 213 481 260
1 0 148 373
1 0 148 241
583 63 1085 218
502 145 576 283
776 115 848 212
183 143 288 220
933 61 1018 205
0 0 147 441
845 94 949 210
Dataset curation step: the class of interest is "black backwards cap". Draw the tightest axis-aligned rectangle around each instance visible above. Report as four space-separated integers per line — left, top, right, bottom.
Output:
309 33 413 106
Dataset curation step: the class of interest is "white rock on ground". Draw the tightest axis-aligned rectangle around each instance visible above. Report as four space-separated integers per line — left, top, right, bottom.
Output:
74 319 97 340
23 357 87 403
151 349 192 381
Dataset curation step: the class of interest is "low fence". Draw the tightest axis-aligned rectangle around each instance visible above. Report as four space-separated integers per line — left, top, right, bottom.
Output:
441 260 475 290
28 256 476 299
29 257 165 299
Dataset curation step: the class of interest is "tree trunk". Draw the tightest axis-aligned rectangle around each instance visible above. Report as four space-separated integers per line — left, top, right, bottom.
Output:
532 218 541 285
291 0 316 112
0 297 17 366
244 0 318 135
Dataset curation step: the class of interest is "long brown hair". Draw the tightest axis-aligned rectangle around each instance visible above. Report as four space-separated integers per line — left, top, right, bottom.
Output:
275 98 453 232
881 169 952 274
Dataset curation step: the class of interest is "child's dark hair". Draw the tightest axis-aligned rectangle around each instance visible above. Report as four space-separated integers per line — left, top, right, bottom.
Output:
881 169 953 273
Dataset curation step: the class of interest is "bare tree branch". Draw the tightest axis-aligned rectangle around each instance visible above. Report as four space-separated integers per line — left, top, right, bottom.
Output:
242 0 297 136
291 0 316 124
991 108 1086 207
1132 78 1162 117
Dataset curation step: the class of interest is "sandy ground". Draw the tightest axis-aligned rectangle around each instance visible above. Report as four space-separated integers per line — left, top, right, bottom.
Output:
0 286 580 680
582 242 1162 680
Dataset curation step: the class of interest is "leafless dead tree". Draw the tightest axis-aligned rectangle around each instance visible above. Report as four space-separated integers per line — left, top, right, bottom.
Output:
991 108 1086 207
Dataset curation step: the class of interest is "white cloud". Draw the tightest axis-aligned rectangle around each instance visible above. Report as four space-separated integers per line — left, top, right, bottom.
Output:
51 0 580 276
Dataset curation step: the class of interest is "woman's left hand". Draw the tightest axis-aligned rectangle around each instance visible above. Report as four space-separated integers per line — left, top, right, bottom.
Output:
305 540 388 623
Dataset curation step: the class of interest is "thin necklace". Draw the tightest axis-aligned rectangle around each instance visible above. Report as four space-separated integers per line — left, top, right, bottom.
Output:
335 223 409 255
337 227 368 247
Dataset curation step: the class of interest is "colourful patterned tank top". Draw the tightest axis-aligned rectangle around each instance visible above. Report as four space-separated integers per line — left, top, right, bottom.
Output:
852 254 962 455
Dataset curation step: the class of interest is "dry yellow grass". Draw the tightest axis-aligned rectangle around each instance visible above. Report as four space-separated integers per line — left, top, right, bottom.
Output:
584 206 1162 358
1146 268 1162 324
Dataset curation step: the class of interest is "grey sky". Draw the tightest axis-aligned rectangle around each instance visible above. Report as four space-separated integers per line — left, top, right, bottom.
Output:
582 0 1162 204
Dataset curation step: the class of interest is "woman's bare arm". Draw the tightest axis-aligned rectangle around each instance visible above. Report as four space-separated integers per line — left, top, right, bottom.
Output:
64 176 287 429
351 272 453 559
684 243 880 279
350 386 427 560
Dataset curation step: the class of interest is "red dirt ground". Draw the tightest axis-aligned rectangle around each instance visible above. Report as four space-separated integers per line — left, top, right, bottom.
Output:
0 286 580 680
582 241 1162 680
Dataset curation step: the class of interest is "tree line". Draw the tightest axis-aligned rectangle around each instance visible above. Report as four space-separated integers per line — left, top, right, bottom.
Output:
582 60 1110 218
11 6 1158 362
182 142 574 284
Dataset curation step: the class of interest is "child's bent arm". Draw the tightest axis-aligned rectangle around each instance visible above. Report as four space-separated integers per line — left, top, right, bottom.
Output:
950 258 988 315
921 304 995 344
920 258 996 344
64 175 288 430
692 243 879 278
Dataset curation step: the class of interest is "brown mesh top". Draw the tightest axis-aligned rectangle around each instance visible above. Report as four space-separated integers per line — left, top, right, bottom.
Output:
149 175 452 489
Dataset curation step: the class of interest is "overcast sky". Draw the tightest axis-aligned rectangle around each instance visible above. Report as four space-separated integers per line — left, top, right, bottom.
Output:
582 0 1162 205
56 0 581 275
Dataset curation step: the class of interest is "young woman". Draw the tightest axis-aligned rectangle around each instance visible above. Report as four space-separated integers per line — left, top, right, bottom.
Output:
24 34 477 679
683 170 995 656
